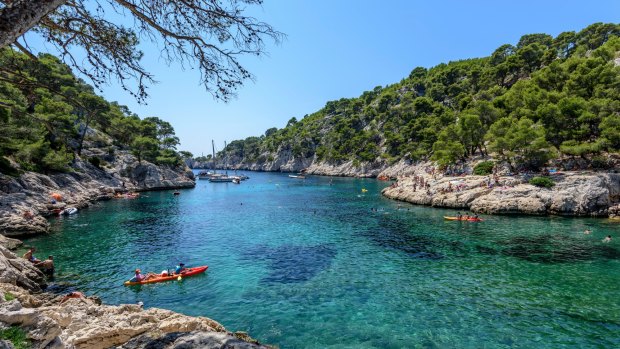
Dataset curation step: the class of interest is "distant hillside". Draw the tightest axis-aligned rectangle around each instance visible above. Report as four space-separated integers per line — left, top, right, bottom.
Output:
218 23 620 174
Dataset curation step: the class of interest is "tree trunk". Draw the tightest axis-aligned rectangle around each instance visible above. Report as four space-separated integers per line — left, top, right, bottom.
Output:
0 0 67 48
77 114 92 156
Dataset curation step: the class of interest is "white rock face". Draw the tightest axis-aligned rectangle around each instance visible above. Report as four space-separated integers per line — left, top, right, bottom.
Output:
383 172 620 216
0 152 195 237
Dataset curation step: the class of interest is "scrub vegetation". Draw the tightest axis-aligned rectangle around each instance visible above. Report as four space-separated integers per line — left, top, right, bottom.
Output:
222 23 620 170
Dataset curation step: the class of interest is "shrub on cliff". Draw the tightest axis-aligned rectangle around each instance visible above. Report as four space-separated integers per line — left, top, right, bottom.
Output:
474 161 495 175
529 176 555 188
89 156 101 168
0 326 30 349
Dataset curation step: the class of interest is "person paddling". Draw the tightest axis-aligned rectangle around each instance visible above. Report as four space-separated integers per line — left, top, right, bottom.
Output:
175 263 187 275
133 269 157 282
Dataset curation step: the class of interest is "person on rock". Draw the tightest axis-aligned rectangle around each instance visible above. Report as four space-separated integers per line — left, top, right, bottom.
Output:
35 256 54 272
60 291 85 304
23 248 41 263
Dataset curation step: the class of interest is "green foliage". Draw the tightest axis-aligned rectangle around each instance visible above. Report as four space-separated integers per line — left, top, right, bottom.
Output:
4 292 15 301
473 161 495 175
486 117 554 169
529 176 555 188
218 23 619 169
431 125 465 167
132 136 159 163
0 326 31 349
0 48 187 174
591 155 611 169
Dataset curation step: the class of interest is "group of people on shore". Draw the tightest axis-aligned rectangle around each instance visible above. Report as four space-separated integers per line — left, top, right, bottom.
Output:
114 192 140 199
411 175 432 193
22 248 54 274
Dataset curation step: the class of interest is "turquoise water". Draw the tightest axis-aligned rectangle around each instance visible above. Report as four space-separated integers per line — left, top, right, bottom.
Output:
24 172 620 348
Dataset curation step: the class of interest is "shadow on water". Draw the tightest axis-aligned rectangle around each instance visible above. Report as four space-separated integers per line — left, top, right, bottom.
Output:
242 244 337 284
477 235 620 263
361 215 444 260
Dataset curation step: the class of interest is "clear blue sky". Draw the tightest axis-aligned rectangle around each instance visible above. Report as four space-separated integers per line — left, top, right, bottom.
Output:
71 1 620 155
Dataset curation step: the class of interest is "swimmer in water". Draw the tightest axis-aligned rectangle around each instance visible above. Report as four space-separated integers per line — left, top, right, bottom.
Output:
602 235 612 243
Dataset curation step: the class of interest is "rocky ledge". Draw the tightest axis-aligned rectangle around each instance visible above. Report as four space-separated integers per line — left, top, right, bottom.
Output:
382 171 620 216
0 241 268 349
0 152 195 238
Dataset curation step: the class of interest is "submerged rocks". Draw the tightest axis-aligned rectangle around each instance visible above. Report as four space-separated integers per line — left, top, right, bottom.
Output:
383 172 620 217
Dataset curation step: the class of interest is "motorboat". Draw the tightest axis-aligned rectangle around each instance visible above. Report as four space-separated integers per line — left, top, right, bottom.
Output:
62 207 78 215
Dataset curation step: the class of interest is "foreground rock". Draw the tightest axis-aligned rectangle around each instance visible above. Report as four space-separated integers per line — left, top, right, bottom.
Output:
382 171 620 216
0 151 194 237
0 285 269 349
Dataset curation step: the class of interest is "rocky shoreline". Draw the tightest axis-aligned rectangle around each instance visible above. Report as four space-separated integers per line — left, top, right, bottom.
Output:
382 170 620 217
212 158 620 217
0 154 273 348
0 239 269 349
0 152 195 238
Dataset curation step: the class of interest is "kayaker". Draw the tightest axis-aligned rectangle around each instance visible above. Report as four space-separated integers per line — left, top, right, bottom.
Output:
175 263 187 274
456 212 462 220
133 269 157 282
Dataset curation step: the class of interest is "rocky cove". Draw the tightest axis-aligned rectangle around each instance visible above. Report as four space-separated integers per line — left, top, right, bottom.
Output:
0 153 271 348
206 154 620 218
0 236 269 349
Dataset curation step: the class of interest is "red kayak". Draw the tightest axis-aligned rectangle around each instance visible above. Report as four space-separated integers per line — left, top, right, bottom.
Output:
124 266 208 286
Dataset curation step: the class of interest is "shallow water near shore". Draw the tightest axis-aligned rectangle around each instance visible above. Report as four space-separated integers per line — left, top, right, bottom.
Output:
25 171 620 348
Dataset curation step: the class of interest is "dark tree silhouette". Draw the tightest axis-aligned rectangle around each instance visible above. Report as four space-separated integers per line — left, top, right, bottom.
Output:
0 0 283 102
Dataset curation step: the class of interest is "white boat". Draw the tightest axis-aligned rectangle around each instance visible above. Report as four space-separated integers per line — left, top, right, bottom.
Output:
209 140 235 183
62 207 78 215
289 174 306 179
197 171 213 180
232 178 241 184
208 174 234 183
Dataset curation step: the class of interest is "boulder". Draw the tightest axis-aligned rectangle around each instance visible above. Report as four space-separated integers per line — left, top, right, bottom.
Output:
0 246 47 292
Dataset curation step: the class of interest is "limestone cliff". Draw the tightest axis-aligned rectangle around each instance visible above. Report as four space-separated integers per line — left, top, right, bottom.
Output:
382 171 620 217
0 151 195 237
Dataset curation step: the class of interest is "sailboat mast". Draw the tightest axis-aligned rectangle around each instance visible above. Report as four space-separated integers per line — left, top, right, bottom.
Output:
212 140 216 172
224 141 228 175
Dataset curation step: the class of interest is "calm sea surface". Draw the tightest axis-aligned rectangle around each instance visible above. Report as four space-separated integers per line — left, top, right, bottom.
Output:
24 171 620 348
